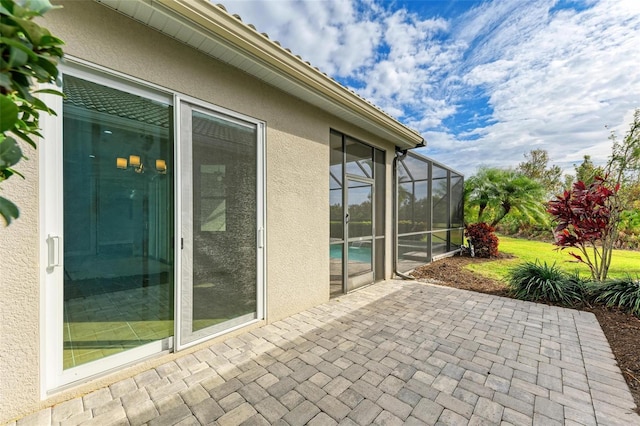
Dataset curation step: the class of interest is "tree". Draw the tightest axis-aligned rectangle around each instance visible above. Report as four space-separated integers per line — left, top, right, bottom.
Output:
608 109 640 208
548 108 640 281
465 167 546 228
517 149 563 197
573 155 604 186
547 177 618 281
0 0 64 225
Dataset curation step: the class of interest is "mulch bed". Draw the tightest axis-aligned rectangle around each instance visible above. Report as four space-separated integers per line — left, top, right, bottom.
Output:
410 255 640 414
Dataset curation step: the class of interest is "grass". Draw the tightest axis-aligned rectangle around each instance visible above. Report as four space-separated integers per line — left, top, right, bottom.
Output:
466 236 640 281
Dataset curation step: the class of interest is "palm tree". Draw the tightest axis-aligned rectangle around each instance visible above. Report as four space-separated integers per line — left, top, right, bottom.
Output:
465 167 547 227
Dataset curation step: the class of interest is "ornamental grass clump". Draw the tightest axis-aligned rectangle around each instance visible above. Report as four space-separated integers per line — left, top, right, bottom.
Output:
591 277 640 317
508 261 587 306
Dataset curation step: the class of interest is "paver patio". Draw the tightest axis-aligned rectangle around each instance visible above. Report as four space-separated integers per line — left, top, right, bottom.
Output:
11 280 640 425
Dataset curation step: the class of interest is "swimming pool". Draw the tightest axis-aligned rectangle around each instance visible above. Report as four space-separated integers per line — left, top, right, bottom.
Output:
330 243 372 264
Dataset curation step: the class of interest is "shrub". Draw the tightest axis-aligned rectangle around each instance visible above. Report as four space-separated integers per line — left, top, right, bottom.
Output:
508 261 587 306
0 0 64 225
465 222 499 258
591 277 640 317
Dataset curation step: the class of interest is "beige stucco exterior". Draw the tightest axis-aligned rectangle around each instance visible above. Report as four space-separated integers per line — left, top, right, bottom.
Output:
0 1 413 422
0 141 41 422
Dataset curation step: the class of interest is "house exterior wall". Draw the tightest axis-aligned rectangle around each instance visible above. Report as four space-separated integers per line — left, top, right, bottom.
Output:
0 143 41 422
0 1 396 421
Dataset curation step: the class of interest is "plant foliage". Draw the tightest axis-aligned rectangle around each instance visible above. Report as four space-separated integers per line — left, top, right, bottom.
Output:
0 0 64 225
547 176 619 282
464 167 547 229
508 261 587 306
592 277 640 317
465 222 499 258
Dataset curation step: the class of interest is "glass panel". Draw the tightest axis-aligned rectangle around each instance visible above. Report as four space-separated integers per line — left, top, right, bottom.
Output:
63 75 174 369
398 181 429 233
432 168 449 230
397 234 429 273
451 174 464 227
330 131 343 241
403 153 429 181
347 180 372 238
451 229 464 247
398 160 412 183
432 164 448 179
432 231 449 256
413 181 429 232
398 182 414 233
374 149 385 237
188 109 257 338
348 240 372 277
330 243 343 297
345 137 373 178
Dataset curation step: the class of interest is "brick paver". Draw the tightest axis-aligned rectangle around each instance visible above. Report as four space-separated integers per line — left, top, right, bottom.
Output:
11 280 640 425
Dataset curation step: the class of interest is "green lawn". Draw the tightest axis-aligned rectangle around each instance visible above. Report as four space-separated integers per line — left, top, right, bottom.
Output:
466 236 640 281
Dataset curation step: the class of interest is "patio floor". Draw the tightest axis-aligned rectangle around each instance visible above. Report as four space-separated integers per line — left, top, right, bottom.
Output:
13 280 640 425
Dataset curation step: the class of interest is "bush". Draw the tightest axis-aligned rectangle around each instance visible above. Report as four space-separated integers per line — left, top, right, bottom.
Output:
465 222 499 258
591 277 640 317
508 261 587 306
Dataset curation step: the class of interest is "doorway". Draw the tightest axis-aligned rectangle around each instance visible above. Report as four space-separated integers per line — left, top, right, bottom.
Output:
329 131 385 296
178 103 263 348
42 67 265 390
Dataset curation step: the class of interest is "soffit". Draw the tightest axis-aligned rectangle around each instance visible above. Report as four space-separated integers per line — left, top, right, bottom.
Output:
95 0 425 150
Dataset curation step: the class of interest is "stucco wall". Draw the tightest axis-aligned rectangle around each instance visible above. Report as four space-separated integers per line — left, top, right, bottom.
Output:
0 143 40 421
0 1 397 422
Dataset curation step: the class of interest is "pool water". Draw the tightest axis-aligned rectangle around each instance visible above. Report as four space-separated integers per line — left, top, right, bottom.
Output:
330 244 372 264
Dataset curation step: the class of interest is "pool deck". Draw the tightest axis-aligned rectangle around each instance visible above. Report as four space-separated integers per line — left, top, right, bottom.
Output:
11 280 640 425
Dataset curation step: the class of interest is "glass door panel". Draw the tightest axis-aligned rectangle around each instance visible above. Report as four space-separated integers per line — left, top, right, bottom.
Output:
346 179 374 291
180 104 258 347
329 131 344 297
62 75 174 370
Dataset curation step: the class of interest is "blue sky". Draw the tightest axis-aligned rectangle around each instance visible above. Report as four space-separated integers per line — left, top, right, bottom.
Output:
222 0 640 176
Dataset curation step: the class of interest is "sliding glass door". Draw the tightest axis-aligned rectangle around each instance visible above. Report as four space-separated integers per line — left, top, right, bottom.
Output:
61 74 175 372
44 66 264 389
179 103 262 348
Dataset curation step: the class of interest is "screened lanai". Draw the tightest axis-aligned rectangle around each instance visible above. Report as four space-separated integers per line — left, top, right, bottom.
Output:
396 151 464 273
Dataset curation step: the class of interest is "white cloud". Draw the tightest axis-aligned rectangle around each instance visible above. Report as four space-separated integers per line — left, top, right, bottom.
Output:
221 0 640 177
431 0 640 175
221 0 384 76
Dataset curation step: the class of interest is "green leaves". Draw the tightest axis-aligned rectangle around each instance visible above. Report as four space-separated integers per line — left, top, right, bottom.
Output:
0 196 19 225
1 0 64 226
0 136 23 168
593 278 640 317
0 95 19 132
508 261 588 306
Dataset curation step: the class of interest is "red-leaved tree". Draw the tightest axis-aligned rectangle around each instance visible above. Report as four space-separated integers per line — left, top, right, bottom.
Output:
547 176 620 281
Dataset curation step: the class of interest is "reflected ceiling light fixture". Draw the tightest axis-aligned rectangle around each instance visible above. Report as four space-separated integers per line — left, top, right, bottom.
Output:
129 155 144 173
116 157 128 169
117 155 168 175
155 159 167 174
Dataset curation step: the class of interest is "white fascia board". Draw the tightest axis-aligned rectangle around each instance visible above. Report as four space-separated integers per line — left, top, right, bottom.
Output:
98 0 425 150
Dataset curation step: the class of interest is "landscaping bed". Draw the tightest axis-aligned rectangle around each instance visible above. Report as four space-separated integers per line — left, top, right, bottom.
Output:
410 255 640 414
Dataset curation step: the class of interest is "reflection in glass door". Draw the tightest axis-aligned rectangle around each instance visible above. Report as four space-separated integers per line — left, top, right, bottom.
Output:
62 75 174 370
346 179 374 291
179 103 260 348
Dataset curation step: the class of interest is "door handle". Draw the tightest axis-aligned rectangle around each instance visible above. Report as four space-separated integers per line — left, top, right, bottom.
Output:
345 213 350 224
47 234 61 268
257 228 264 249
